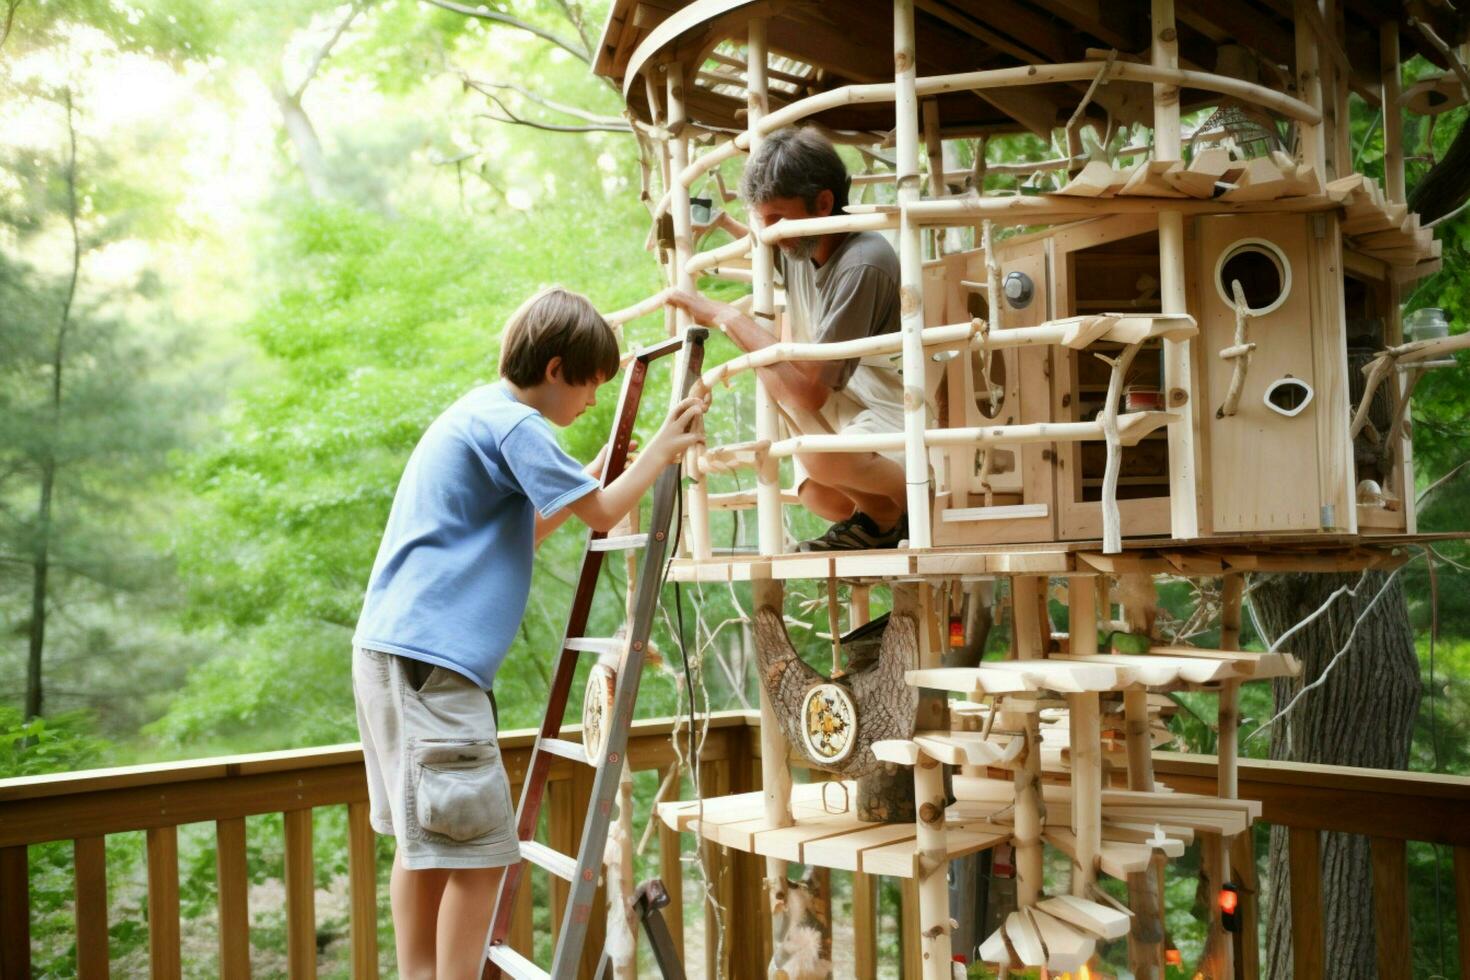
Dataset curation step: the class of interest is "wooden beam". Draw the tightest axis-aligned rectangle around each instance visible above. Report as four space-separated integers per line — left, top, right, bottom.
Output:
146 826 181 980
1371 836 1411 980
216 818 251 980
74 836 108 980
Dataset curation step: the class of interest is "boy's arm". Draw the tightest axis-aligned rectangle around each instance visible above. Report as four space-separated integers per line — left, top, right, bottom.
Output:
533 445 611 547
563 397 705 533
664 290 831 412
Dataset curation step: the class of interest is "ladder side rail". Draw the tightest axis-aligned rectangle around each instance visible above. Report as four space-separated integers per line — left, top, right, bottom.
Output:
547 328 707 978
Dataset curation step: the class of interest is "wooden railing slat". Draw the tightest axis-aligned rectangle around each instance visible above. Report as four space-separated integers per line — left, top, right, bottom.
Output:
1 844 30 980
1455 846 1470 980
1229 829 1260 980
73 836 108 979
347 802 378 980
655 764 684 964
699 758 730 980
900 876 921 979
215 817 250 980
1287 826 1323 980
146 826 181 980
1371 836 1410 980
284 808 317 980
853 871 878 980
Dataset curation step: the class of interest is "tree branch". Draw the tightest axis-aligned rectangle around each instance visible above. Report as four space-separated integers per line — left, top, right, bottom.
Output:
291 0 366 102
476 97 628 133
0 0 21 51
462 75 628 127
421 0 589 63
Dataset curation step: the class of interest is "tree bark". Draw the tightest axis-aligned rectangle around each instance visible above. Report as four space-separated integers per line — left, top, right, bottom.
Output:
1252 571 1420 980
27 85 82 720
273 85 332 199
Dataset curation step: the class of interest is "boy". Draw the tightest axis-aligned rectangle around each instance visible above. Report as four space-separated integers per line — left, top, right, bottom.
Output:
352 286 704 980
666 127 912 552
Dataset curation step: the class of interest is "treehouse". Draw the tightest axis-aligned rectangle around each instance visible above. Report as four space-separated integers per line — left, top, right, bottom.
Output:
6 3 1470 980
585 0 1470 977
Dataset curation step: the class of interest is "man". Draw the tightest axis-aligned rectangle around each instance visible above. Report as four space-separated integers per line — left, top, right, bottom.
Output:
667 127 914 552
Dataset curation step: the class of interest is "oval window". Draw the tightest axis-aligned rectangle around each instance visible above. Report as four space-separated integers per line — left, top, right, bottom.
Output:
1264 377 1314 417
1215 239 1291 315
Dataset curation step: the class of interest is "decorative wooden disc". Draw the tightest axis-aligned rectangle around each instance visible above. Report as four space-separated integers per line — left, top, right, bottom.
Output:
582 663 617 764
801 683 858 764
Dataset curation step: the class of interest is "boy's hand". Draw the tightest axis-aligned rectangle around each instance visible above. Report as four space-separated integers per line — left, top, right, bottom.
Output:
646 395 707 464
585 440 637 481
665 289 730 330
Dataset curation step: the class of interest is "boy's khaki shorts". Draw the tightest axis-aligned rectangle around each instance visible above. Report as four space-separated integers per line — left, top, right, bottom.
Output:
353 647 522 870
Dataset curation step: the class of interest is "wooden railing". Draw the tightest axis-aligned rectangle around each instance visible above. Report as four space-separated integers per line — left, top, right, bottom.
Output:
0 712 763 980
3 714 1468 979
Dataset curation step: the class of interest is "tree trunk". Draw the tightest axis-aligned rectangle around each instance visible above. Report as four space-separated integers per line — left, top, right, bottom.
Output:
1252 571 1419 980
25 462 53 720
273 85 332 199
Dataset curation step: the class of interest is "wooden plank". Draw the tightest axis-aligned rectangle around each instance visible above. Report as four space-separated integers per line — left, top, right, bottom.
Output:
216 817 250 980
283 809 316 979
1 845 29 980
1371 836 1410 980
146 826 181 980
346 802 378 980
655 766 684 964
802 823 918 872
853 871 878 980
1288 826 1324 980
1455 847 1470 980
74 836 108 979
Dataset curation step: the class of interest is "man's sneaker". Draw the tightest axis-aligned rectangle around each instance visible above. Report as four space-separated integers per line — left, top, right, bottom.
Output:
797 512 907 552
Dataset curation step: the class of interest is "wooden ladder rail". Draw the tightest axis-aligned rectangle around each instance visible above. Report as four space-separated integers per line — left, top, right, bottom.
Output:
484 326 707 980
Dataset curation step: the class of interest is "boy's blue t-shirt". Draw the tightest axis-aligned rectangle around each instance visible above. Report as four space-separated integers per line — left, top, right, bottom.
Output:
353 383 598 689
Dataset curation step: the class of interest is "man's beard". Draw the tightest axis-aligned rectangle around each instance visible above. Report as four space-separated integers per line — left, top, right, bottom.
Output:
780 236 818 262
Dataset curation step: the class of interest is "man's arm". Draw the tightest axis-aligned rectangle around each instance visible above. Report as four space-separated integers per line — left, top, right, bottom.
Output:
665 290 832 413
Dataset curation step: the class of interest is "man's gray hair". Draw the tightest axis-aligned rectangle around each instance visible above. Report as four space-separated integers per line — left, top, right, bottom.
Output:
740 127 850 213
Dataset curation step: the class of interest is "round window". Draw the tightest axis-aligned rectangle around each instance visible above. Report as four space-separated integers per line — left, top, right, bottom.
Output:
1215 239 1291 315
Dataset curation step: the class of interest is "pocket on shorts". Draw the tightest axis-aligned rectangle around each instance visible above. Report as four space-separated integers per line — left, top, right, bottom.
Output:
412 738 514 842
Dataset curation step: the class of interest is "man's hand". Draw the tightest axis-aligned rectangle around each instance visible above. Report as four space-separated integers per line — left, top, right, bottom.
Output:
665 289 734 332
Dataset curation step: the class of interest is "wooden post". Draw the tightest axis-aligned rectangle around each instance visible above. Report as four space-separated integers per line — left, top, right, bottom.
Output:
1381 21 1405 203
665 64 711 560
748 18 784 557
1151 0 1200 541
853 871 878 980
146 826 182 980
1010 575 1045 907
754 577 794 962
1371 837 1411 980
1068 577 1102 898
922 98 946 258
73 836 108 980
894 0 933 547
655 764 685 962
914 752 953 978
1328 2 1350 178
283 808 317 980
1288 827 1324 980
900 877 922 978
1119 574 1164 978
1294 0 1327 182
0 845 27 980
216 817 251 980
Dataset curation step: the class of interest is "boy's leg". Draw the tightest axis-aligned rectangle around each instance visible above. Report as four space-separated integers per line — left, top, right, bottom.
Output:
391 853 450 980
436 866 506 980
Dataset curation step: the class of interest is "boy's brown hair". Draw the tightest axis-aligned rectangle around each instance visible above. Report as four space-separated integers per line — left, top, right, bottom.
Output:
498 286 621 387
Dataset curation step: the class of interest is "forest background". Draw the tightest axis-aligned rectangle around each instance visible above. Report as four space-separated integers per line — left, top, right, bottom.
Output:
3 1 1470 977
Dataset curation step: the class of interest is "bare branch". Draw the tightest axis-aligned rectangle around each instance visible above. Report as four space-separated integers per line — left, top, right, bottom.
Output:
462 75 627 127
548 0 593 57
476 96 628 133
291 1 366 101
421 0 589 63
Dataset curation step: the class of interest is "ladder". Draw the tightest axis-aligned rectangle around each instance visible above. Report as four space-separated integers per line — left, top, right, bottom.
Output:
484 326 708 980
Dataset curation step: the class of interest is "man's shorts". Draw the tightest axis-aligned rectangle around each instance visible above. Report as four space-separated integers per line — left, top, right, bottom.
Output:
353 647 521 870
790 394 909 493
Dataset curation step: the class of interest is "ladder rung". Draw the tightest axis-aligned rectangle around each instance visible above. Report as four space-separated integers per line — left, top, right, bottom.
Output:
539 737 589 763
590 533 648 551
486 944 548 980
520 840 578 882
565 637 625 655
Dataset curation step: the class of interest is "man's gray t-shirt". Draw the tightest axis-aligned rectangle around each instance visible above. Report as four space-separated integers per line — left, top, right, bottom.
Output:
780 231 901 391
